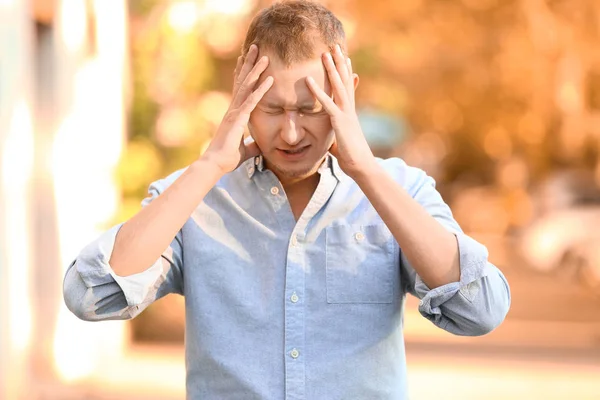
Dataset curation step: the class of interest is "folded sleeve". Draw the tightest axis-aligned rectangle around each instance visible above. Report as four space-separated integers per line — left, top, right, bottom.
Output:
395 160 511 336
63 177 185 321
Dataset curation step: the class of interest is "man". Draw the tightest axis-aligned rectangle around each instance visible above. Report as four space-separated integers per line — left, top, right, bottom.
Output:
63 1 511 399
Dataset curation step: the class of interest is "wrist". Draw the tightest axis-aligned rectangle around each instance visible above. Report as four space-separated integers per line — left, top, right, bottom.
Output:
190 156 227 182
344 157 380 182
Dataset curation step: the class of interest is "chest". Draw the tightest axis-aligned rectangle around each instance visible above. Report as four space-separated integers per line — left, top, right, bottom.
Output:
180 184 401 306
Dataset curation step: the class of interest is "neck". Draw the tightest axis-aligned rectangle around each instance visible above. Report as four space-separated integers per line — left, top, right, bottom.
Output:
280 173 320 196
266 156 327 196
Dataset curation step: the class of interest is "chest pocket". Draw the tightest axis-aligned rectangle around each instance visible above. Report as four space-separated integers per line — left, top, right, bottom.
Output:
325 224 396 304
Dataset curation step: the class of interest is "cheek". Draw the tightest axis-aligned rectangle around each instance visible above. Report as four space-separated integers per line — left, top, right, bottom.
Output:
248 112 280 140
303 116 333 136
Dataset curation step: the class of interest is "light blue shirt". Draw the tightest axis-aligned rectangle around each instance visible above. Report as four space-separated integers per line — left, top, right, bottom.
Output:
63 155 511 400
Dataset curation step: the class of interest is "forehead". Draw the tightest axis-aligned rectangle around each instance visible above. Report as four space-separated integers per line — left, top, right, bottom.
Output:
257 49 331 105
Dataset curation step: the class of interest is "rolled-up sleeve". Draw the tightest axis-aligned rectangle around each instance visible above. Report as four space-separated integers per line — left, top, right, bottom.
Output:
396 160 511 336
63 176 185 322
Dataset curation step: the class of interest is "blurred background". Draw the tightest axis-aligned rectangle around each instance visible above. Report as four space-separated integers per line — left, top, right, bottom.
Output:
1 0 600 399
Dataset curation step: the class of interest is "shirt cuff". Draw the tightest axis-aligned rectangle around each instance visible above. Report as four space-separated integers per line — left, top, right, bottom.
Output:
415 232 489 315
76 223 163 307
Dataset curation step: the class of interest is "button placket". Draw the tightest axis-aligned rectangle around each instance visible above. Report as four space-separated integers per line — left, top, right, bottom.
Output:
284 226 306 399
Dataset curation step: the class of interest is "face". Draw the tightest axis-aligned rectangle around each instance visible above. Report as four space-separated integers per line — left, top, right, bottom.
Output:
248 48 334 183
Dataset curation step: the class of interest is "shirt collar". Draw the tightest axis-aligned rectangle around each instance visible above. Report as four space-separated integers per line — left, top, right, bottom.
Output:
245 153 344 181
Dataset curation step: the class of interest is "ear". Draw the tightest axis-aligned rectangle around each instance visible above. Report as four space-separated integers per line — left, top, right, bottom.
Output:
353 73 360 90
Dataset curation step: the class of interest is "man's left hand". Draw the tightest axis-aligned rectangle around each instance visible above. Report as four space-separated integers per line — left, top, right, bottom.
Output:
306 44 376 176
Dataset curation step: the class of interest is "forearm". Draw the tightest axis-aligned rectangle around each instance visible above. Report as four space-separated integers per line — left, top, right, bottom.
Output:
110 157 223 277
351 162 460 289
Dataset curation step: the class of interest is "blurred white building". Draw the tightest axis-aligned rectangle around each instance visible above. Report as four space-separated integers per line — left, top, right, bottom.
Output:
0 0 128 398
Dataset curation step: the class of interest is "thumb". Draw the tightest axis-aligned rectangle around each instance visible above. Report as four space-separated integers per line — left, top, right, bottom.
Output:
328 137 339 158
243 135 261 160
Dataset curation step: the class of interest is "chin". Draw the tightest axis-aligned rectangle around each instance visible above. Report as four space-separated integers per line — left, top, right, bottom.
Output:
272 163 313 178
267 158 317 180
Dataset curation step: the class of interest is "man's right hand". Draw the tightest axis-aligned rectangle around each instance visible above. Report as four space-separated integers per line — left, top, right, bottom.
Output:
201 44 273 174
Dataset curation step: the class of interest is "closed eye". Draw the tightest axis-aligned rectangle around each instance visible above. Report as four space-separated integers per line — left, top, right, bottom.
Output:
261 108 284 115
299 107 326 116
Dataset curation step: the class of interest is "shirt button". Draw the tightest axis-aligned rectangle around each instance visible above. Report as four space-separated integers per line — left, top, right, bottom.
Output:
247 166 254 176
354 232 365 242
291 293 299 303
291 236 298 247
270 186 279 195
290 348 299 359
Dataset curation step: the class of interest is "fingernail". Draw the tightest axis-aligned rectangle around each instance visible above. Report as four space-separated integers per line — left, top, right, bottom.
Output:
347 58 352 66
326 52 333 61
336 44 342 53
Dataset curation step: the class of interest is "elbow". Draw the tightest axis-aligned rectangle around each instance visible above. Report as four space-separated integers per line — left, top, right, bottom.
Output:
468 307 508 336
62 261 114 322
63 290 95 322
465 291 511 336
464 266 511 336
63 282 132 322
63 271 98 322
447 285 511 336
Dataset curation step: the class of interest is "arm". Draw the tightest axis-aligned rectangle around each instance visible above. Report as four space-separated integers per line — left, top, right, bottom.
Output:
355 161 511 336
63 45 274 321
306 45 510 336
63 202 186 321
109 159 221 277
111 44 273 277
352 162 459 289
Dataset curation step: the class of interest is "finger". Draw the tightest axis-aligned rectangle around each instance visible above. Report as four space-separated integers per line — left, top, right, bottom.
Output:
232 55 270 108
234 56 243 77
238 76 274 118
323 52 348 109
333 44 349 84
233 44 258 96
305 76 339 116
346 58 354 93
232 56 244 93
346 58 356 108
347 56 354 77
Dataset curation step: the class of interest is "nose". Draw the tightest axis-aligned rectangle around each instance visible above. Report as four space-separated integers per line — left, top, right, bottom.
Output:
280 111 305 146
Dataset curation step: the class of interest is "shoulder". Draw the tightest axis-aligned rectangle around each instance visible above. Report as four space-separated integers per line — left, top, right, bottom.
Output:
142 162 248 204
375 157 435 195
147 167 189 194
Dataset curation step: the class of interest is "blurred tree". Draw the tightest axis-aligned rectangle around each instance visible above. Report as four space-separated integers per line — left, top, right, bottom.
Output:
121 0 600 341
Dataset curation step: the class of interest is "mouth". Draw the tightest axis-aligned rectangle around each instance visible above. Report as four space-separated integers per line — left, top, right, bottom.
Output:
277 145 310 159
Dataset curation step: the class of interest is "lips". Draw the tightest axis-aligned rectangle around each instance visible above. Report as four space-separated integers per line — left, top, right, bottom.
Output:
282 147 307 154
277 145 310 159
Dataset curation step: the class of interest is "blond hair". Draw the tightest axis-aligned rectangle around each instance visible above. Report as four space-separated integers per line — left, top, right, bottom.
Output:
242 0 347 65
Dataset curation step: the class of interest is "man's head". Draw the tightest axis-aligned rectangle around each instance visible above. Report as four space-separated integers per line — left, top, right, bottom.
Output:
242 1 355 184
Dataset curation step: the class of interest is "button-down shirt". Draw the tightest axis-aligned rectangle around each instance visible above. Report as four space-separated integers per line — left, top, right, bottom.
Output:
63 155 511 400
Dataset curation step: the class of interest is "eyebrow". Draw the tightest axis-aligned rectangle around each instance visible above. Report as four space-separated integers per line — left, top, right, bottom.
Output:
260 101 320 109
